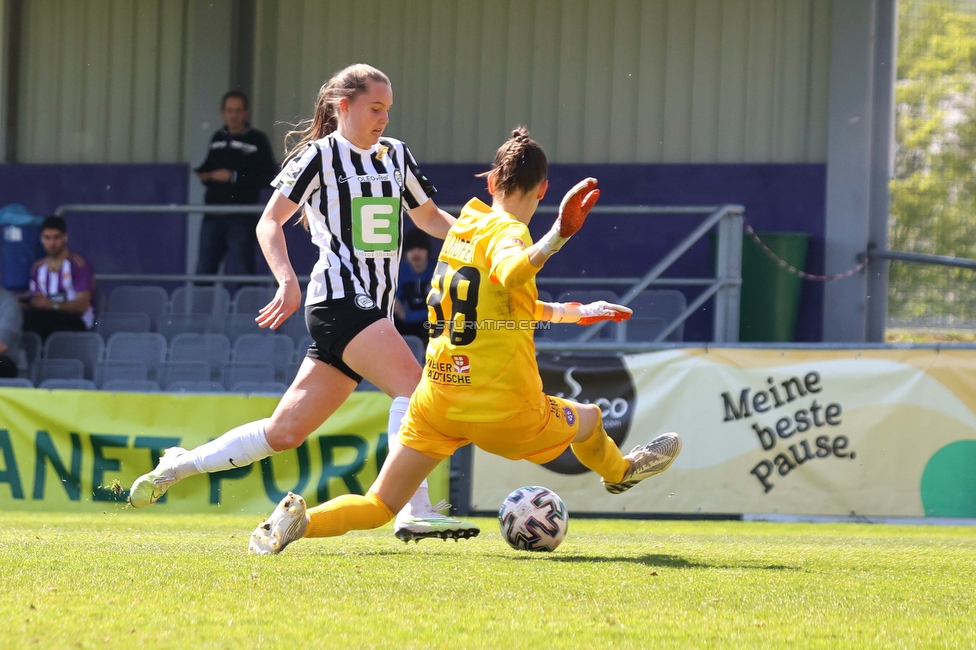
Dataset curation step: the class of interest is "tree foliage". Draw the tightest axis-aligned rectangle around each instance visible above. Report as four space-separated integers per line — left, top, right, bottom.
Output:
890 0 976 324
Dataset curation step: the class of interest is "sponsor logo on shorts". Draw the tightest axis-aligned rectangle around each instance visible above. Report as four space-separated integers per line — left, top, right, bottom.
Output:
354 294 376 310
452 355 470 374
563 406 576 426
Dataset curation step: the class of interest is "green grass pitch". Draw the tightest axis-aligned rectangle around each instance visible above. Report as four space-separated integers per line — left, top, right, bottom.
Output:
2 512 974 649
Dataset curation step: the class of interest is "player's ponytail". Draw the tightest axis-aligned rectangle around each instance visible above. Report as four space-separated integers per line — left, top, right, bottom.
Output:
478 126 548 197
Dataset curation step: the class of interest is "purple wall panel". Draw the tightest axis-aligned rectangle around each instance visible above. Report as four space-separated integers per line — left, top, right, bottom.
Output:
418 163 827 342
0 164 189 275
1 163 826 341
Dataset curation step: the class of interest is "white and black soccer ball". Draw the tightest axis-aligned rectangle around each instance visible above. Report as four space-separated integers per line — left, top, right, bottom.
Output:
498 485 568 552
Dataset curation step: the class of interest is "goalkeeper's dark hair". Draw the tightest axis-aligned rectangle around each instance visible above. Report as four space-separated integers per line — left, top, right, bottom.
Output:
478 127 547 197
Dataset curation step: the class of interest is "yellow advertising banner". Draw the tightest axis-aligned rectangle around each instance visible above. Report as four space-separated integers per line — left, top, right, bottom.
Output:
471 348 976 518
0 389 449 514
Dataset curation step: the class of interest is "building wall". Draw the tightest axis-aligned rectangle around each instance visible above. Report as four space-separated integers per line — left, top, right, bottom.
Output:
15 0 188 163
253 0 832 164
10 0 833 165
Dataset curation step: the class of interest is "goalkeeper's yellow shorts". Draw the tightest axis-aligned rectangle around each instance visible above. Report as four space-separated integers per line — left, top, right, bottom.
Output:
398 392 580 464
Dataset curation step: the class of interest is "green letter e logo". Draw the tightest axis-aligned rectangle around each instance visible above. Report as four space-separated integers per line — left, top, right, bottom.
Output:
352 197 401 252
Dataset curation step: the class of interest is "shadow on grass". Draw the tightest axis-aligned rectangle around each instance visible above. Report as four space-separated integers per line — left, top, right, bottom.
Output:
503 553 800 571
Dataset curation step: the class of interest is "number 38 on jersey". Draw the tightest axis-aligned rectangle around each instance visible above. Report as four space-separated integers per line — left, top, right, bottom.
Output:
427 261 481 346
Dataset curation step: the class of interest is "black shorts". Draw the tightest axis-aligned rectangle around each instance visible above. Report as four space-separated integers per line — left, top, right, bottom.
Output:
304 294 386 382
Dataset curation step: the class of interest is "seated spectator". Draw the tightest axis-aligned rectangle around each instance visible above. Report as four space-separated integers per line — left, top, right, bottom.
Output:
394 228 436 340
0 267 23 378
22 216 95 341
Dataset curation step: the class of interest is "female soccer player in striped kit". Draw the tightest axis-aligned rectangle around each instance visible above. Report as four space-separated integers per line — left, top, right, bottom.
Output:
247 127 682 555
129 63 479 542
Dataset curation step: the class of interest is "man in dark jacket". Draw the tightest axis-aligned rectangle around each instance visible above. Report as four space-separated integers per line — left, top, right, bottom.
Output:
195 91 278 279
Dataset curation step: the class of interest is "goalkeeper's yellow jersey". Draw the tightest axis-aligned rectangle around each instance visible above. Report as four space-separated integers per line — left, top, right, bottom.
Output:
414 197 544 422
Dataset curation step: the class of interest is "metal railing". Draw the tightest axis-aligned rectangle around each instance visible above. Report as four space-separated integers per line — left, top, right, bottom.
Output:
868 246 976 329
55 202 745 346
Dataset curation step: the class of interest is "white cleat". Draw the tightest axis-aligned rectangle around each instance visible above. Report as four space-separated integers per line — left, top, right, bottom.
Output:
248 492 309 555
603 432 682 494
128 447 187 508
393 500 480 543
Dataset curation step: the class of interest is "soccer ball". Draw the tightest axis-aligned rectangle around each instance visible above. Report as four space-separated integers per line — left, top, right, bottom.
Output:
498 486 568 552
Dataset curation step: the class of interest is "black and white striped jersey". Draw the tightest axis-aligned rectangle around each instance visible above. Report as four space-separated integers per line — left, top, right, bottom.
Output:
272 131 436 316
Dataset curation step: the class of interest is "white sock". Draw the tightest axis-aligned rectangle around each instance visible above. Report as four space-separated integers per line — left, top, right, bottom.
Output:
171 418 275 479
388 396 431 515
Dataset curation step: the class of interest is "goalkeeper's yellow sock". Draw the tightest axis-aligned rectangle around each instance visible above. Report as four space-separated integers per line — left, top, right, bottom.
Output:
303 492 394 539
570 416 630 484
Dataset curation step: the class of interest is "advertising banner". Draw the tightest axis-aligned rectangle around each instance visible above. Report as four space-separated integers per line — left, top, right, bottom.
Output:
0 389 449 514
471 348 976 518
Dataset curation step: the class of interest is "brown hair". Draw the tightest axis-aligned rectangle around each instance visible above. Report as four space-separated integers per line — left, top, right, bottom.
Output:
477 126 548 197
282 63 391 163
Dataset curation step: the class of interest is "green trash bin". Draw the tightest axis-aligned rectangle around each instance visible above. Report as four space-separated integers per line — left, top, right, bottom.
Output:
738 232 809 343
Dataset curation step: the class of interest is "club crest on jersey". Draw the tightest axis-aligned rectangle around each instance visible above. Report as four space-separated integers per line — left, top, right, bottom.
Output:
452 355 470 374
281 157 303 187
394 169 403 188
563 406 576 426
354 294 376 310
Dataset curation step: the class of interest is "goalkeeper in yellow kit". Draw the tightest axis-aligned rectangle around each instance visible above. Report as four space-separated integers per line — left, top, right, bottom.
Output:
248 127 682 554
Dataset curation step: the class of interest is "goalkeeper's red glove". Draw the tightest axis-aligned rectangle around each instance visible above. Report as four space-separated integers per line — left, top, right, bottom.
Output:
538 178 600 256
550 301 633 325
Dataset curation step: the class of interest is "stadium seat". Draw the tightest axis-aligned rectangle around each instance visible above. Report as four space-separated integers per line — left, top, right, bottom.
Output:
230 381 289 395
547 323 584 342
626 289 687 342
106 286 169 330
622 317 669 342
402 335 426 364
169 333 231 382
233 334 294 382
20 331 42 377
231 285 276 315
39 378 97 390
32 358 85 385
95 312 151 340
94 360 150 388
294 335 313 361
101 379 161 393
157 314 213 341
43 331 105 380
158 360 211 390
170 285 231 318
223 313 264 344
105 332 168 381
167 380 225 393
0 377 34 388
222 362 275 389
278 314 309 345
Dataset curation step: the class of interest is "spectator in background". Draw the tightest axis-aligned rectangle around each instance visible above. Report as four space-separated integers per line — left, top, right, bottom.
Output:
22 216 95 341
0 267 23 378
195 90 278 280
394 228 436 340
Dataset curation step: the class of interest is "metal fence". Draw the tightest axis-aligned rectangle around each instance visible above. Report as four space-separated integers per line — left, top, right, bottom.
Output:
55 202 745 347
889 0 976 329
